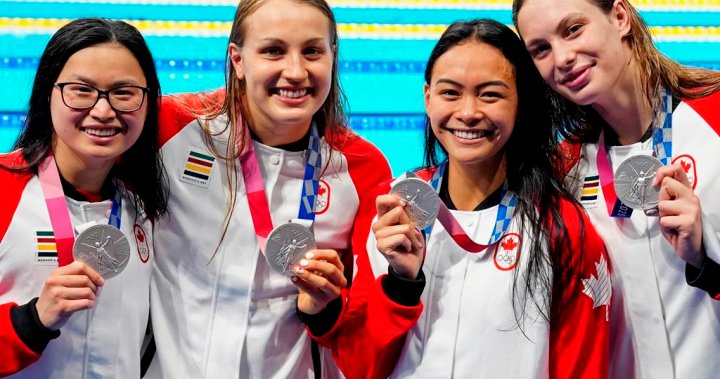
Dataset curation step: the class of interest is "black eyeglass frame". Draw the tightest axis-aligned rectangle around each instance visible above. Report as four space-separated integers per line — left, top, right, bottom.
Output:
54 82 150 112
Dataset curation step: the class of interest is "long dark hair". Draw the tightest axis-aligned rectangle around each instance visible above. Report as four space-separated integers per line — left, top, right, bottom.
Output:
512 0 720 143
6 18 167 221
423 19 584 326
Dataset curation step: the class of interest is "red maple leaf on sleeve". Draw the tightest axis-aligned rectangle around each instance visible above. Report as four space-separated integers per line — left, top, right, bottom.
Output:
501 237 518 251
318 186 327 196
680 160 691 173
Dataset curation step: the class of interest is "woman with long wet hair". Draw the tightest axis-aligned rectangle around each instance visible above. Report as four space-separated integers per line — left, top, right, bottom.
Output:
513 0 720 377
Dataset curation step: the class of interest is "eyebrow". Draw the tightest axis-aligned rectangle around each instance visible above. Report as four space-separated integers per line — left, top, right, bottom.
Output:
259 37 326 45
524 12 584 47
66 75 144 88
435 78 509 90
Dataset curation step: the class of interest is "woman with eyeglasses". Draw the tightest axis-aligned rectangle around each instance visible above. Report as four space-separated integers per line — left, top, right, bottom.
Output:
0 18 167 378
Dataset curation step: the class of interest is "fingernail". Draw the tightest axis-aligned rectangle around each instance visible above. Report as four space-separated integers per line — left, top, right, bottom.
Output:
305 252 314 260
300 259 309 267
290 276 298 282
399 199 407 207
296 267 305 275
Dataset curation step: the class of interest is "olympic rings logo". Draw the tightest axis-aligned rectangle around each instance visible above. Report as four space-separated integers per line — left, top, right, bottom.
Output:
494 233 522 271
496 253 516 264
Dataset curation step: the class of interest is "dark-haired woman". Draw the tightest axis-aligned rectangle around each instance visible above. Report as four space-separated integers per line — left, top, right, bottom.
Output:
0 18 166 377
307 19 610 379
513 0 720 377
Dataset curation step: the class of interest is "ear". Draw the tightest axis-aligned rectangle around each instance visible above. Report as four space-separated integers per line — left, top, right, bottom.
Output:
423 83 431 113
611 0 632 38
228 43 245 81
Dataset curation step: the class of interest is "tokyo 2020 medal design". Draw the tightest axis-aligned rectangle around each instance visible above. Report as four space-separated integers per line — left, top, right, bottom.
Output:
73 224 131 279
265 223 316 276
614 155 663 211
391 178 440 229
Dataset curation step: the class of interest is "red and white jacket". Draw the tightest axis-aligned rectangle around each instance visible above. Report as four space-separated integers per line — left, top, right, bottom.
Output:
315 169 611 379
0 151 154 378
145 94 392 379
564 92 720 379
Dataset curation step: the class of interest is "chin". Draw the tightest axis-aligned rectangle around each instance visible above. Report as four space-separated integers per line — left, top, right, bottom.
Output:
560 85 600 106
275 110 318 126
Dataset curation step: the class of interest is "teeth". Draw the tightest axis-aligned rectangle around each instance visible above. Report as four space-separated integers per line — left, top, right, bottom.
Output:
277 88 307 98
452 130 489 139
84 128 118 137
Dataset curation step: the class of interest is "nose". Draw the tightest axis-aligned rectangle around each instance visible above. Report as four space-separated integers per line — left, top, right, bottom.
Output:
283 52 308 82
553 43 576 72
89 96 117 121
455 96 482 125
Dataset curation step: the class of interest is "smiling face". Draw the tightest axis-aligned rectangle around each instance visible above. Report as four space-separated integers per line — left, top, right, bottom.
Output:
50 42 147 169
425 40 517 169
516 0 632 106
229 0 333 144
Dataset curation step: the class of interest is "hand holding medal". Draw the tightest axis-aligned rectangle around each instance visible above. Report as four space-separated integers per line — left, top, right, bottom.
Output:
35 261 105 331
238 122 348 312
293 249 348 315
653 162 706 267
373 192 427 280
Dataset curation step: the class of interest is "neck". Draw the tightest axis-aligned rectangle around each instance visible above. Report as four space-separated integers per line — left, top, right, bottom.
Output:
446 155 506 211
244 106 312 147
592 60 654 145
250 123 311 147
52 147 114 195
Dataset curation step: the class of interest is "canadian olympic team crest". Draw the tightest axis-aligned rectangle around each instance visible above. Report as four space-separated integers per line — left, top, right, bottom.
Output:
134 224 150 263
314 179 331 214
672 154 697 189
494 233 522 271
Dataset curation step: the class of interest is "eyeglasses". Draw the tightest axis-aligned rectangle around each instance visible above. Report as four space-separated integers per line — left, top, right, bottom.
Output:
54 82 150 112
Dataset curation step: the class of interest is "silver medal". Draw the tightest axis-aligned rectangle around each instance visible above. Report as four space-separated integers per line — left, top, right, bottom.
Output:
390 177 440 230
614 155 663 211
73 224 130 279
265 223 316 276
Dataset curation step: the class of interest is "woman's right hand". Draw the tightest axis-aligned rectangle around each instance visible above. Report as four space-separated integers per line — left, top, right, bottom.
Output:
35 261 104 330
373 194 426 280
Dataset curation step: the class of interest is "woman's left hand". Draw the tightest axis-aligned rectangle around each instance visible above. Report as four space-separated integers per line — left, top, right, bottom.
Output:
293 249 348 315
654 163 706 267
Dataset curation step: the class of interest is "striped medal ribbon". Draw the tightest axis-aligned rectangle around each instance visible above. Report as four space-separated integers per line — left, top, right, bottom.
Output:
410 161 517 253
595 89 674 218
37 154 122 267
239 122 322 254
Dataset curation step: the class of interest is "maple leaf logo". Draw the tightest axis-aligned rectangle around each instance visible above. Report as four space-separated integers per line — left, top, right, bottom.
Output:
501 237 518 251
318 186 327 196
680 160 691 173
581 255 611 321
136 230 145 243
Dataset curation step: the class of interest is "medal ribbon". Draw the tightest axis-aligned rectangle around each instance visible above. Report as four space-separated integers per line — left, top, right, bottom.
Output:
38 154 122 266
414 161 517 253
239 122 322 253
595 89 673 218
